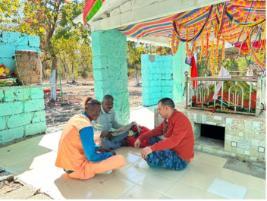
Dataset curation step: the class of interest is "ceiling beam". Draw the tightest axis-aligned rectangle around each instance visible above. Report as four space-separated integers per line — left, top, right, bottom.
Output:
127 36 171 47
90 0 229 31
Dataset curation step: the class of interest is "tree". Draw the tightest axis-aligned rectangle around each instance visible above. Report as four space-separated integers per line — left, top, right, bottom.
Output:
52 1 92 82
17 0 65 101
52 36 92 82
17 0 90 101
127 41 146 86
0 0 20 31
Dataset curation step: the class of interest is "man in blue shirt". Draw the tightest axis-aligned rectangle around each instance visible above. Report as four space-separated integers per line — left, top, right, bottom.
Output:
95 95 136 150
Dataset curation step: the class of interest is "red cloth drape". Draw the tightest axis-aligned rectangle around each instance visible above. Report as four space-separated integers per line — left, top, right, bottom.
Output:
190 56 198 88
126 126 151 148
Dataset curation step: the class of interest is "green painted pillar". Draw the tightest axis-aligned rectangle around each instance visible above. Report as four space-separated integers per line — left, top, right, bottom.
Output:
172 42 190 104
91 29 129 124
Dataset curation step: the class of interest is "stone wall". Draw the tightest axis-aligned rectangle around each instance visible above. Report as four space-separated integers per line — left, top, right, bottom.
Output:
187 110 265 162
0 31 40 72
154 106 265 162
141 54 173 106
0 86 46 145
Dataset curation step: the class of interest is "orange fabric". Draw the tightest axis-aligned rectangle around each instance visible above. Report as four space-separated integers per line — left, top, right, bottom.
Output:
67 155 125 180
55 114 126 180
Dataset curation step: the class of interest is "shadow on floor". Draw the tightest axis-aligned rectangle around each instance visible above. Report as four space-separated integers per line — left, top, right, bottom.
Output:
224 158 266 179
54 175 105 199
0 135 52 175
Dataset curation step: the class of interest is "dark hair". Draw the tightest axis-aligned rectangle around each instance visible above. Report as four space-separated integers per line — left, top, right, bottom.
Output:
83 97 101 109
103 94 114 102
158 97 175 108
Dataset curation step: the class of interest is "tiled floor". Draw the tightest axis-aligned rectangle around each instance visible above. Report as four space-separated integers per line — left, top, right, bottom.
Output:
0 131 265 199
0 107 265 199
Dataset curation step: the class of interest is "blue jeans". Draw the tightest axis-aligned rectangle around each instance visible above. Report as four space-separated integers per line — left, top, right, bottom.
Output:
101 131 129 150
148 136 161 145
146 137 187 171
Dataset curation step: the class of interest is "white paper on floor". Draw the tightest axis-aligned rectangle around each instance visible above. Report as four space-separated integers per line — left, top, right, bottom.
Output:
208 178 247 199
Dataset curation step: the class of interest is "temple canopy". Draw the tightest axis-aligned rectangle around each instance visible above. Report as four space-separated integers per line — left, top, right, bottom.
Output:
78 0 227 46
80 1 265 45
77 0 266 70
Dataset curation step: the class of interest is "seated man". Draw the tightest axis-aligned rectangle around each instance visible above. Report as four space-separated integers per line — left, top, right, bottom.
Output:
55 97 125 180
95 94 136 150
134 98 194 171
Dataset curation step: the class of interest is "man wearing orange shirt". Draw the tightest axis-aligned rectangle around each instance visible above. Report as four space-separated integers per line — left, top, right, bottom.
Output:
55 97 125 180
134 98 194 170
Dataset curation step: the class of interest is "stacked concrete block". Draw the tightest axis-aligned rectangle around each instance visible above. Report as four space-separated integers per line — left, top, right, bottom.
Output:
0 86 46 145
0 31 40 72
91 29 129 124
141 54 174 106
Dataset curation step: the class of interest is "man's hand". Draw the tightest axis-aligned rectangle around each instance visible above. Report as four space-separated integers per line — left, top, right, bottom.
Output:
141 147 152 159
100 131 113 139
134 139 141 148
97 147 111 153
100 131 109 138
97 147 116 156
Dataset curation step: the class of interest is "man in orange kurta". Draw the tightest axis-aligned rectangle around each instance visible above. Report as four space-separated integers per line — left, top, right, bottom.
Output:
55 98 125 180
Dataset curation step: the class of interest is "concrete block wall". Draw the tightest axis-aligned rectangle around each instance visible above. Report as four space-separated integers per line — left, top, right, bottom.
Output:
0 86 46 145
91 29 129 124
141 54 173 106
0 31 40 72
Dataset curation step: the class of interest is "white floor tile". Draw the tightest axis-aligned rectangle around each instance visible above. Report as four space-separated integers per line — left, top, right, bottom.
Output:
208 178 247 199
120 184 163 198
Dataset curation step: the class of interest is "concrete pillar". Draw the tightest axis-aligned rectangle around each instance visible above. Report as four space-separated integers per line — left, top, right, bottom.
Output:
172 42 189 104
141 54 173 106
91 29 129 124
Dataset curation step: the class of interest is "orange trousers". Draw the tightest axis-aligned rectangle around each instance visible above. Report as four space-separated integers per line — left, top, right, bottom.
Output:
66 155 125 180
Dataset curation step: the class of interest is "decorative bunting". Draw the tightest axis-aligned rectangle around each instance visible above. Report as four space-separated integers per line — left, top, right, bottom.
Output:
83 0 105 24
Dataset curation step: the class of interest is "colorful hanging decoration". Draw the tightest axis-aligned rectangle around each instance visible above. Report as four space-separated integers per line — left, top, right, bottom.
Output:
247 24 266 67
119 0 266 72
171 30 179 54
83 0 105 24
234 39 266 55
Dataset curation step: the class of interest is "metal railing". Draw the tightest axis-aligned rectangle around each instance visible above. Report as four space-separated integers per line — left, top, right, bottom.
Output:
185 72 265 116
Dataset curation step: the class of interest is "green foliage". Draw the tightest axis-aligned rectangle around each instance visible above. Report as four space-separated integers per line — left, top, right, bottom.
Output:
1 0 91 80
127 41 171 77
0 0 20 31
1 0 172 81
197 55 253 77
52 37 92 80
128 42 145 68
196 58 212 76
222 58 239 72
